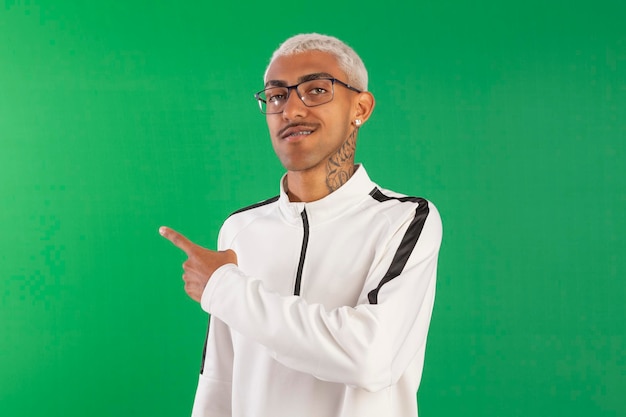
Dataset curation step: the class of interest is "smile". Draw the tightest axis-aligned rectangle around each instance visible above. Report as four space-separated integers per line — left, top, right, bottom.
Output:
278 123 319 140
288 131 312 137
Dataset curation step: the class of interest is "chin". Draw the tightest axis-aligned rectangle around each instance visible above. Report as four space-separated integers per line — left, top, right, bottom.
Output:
279 158 318 173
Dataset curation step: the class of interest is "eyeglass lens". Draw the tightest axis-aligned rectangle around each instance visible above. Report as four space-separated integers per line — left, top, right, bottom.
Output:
260 79 334 114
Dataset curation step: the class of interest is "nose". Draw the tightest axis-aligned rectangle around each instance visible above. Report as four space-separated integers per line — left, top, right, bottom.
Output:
281 86 308 120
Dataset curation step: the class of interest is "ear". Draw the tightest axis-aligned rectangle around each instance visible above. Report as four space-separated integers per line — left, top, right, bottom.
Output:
352 91 375 127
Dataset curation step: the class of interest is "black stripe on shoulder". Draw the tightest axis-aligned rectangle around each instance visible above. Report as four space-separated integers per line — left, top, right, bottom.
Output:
369 187 422 204
367 187 429 305
228 195 279 218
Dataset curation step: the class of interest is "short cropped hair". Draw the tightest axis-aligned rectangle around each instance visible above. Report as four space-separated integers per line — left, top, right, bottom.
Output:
264 33 369 92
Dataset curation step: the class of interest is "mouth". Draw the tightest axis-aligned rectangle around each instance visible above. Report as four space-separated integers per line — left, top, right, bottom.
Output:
285 130 313 140
279 123 318 141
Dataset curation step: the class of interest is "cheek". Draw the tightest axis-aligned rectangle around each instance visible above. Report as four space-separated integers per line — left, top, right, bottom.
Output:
328 112 353 137
327 99 354 126
266 117 281 136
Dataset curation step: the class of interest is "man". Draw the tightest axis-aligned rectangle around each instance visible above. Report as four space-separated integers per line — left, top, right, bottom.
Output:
160 33 442 417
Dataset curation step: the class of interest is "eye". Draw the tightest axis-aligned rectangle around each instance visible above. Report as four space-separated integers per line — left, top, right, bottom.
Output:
268 93 286 103
308 87 328 95
302 79 333 97
266 88 288 104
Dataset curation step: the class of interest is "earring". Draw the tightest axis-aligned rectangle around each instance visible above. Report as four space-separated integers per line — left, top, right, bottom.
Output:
355 119 362 126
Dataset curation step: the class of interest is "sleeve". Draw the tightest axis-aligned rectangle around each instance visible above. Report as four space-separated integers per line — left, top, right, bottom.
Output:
191 233 234 417
201 201 442 393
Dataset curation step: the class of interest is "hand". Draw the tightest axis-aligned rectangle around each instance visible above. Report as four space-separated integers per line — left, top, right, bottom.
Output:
160 226 237 302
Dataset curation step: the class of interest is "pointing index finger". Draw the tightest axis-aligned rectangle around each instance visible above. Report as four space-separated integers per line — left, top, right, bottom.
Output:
159 226 195 253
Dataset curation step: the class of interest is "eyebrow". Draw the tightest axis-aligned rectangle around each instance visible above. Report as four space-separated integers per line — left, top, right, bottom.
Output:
265 72 335 88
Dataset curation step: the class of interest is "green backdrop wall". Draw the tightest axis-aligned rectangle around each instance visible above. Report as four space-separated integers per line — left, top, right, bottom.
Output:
1 0 624 416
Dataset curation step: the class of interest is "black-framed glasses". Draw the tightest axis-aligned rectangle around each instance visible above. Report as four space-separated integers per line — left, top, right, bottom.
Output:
254 78 362 114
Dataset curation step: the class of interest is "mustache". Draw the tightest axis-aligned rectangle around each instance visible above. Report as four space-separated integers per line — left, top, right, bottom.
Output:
277 122 319 138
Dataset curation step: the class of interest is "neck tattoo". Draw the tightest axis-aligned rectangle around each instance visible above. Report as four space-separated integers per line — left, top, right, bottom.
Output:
326 128 358 192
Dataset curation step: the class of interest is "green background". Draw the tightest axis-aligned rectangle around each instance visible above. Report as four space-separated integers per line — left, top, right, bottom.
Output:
1 0 625 415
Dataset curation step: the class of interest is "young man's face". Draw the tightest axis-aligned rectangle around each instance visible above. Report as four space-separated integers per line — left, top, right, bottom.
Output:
263 50 361 174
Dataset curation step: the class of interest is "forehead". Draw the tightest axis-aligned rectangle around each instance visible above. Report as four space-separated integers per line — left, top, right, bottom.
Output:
265 50 347 84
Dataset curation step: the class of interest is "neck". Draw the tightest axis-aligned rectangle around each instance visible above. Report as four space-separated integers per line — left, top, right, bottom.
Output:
285 164 357 202
285 128 358 202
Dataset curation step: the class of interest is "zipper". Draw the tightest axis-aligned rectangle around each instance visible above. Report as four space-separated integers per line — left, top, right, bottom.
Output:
294 208 309 296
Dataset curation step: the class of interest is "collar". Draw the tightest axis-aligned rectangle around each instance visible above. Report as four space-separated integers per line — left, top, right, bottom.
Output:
277 164 375 225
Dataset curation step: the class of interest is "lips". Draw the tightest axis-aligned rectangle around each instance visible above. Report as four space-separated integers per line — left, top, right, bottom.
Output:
285 130 312 139
278 123 318 140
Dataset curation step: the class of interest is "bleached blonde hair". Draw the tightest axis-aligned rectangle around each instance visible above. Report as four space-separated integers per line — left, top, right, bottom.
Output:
264 33 369 91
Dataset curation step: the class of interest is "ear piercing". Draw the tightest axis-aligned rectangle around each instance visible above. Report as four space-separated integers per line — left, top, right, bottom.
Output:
355 119 362 126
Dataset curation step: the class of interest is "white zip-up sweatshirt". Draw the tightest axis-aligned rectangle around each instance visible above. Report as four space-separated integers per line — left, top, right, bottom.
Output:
192 165 442 417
